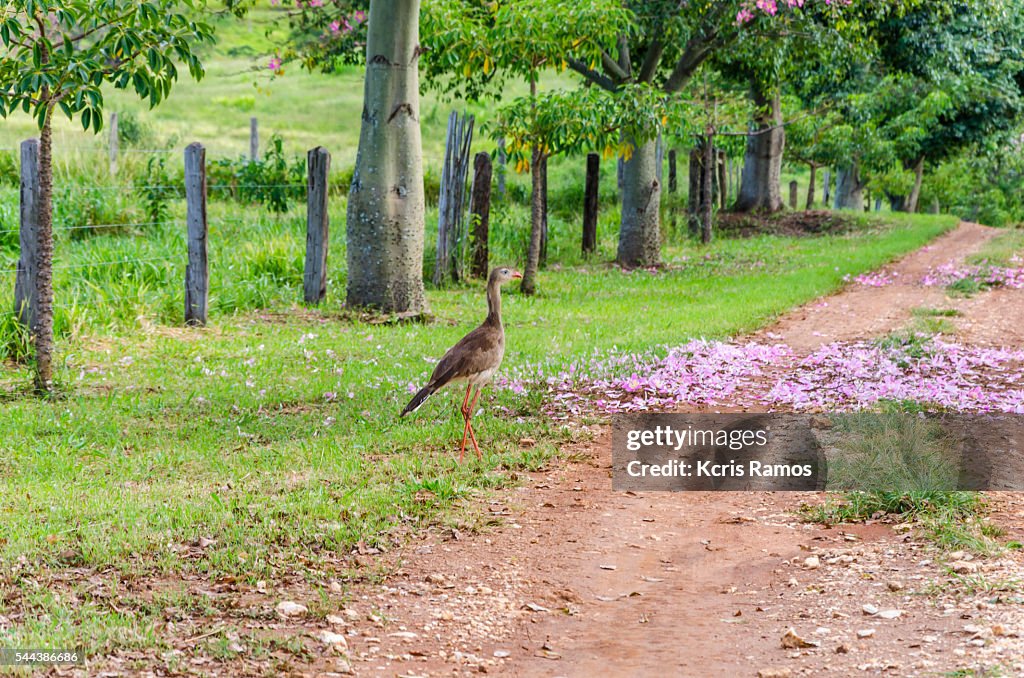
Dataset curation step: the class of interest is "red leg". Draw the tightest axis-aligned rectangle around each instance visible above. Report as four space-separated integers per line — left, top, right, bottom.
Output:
458 384 473 461
465 387 483 460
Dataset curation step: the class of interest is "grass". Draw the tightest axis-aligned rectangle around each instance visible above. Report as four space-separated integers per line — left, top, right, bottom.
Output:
966 227 1024 267
0 212 957 664
0 7 975 671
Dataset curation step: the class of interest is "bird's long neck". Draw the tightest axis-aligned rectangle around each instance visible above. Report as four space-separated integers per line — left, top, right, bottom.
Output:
485 280 502 328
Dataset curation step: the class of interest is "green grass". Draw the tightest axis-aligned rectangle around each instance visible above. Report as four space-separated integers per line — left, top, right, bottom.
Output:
966 227 1024 267
0 212 956 664
0 9 970 670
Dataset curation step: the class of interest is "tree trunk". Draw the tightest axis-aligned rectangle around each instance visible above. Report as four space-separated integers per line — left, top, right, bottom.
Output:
833 162 866 210
345 0 427 313
34 112 55 392
907 156 924 213
521 148 545 295
733 83 785 213
822 168 831 207
806 163 816 209
582 153 599 254
617 138 661 267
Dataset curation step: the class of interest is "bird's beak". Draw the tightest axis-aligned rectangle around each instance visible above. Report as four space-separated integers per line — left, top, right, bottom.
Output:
512 271 523 279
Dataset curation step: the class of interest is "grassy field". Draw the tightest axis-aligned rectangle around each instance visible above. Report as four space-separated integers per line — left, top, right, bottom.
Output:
0 210 957 658
0 4 970 668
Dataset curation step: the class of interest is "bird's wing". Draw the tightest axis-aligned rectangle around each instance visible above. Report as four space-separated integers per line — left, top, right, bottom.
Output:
428 324 504 387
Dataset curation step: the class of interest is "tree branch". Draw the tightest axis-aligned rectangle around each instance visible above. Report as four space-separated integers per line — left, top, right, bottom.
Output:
617 34 631 78
566 57 618 92
637 39 663 84
600 48 629 82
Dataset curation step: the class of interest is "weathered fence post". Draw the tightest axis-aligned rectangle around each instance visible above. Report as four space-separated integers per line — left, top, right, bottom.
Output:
184 143 208 326
717 150 727 209
723 153 732 205
701 134 713 244
496 137 507 198
822 168 831 207
14 139 40 329
469 152 492 279
249 117 259 162
435 111 474 286
583 152 599 254
929 198 940 214
806 164 817 209
687 148 701 237
668 149 677 194
108 112 119 176
304 146 331 304
874 198 882 212
789 181 799 209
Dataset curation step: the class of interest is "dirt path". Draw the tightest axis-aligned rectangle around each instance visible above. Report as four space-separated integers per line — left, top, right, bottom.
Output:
323 222 1024 678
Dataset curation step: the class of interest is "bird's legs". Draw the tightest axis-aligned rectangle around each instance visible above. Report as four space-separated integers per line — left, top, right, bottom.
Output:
459 385 483 462
459 385 473 461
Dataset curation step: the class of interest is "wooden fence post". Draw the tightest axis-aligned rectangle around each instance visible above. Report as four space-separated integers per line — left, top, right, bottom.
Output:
717 150 727 209
687 148 701 237
184 143 208 326
668 149 677 194
469 152 492 279
108 112 119 176
14 139 40 329
250 117 259 162
583 152 599 254
822 169 831 207
789 181 799 209
435 111 474 286
496 137 507 198
304 146 331 304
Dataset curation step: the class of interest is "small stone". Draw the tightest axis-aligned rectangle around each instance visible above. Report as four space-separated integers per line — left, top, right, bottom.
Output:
781 628 819 649
862 604 879 616
757 669 792 678
877 609 902 620
276 601 308 618
804 556 821 570
950 560 978 574
886 581 904 592
857 629 875 639
315 630 349 649
835 643 850 654
494 650 511 658
388 631 418 640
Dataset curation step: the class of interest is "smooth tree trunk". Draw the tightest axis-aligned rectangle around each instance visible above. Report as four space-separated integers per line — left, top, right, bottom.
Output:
617 137 661 267
733 84 785 213
907 156 924 213
834 161 867 210
521 147 545 295
806 164 817 209
346 0 427 313
34 112 55 392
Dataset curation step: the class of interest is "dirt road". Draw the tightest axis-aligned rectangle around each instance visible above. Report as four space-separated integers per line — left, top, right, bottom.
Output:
322 222 1024 678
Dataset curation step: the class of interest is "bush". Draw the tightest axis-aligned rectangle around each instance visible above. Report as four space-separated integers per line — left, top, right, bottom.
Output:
116 111 155 148
209 134 305 213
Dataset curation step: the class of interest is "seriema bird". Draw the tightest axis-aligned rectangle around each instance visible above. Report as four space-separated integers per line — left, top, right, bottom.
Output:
401 267 522 461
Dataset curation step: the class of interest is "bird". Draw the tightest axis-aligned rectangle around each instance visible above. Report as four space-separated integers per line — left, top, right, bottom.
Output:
401 267 522 461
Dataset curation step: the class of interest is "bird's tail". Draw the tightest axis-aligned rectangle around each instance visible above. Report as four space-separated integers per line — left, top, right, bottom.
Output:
401 384 437 417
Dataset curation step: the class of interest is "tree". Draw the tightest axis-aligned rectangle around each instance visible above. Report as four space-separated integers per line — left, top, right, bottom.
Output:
420 0 631 294
345 0 429 313
0 1 213 392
